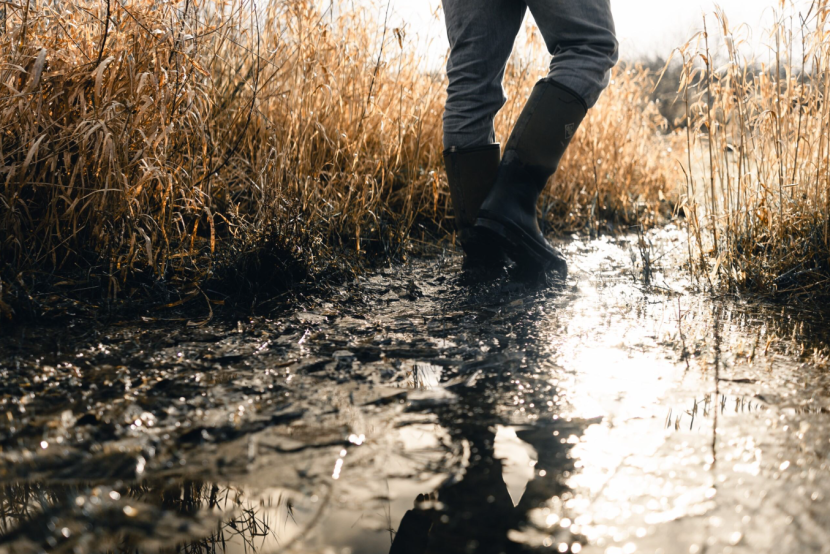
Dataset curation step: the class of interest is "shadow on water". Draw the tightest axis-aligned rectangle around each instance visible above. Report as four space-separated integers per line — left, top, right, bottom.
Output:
390 278 592 554
3 227 830 553
0 263 592 553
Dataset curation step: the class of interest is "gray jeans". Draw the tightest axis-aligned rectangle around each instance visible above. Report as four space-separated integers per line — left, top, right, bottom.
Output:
442 0 618 149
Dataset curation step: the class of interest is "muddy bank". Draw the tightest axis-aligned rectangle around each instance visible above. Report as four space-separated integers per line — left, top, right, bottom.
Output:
1 226 830 554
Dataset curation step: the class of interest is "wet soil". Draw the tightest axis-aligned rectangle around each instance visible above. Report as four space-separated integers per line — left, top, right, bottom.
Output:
2 226 830 554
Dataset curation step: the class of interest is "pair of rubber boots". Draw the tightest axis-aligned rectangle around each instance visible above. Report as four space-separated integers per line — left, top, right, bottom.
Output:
444 80 587 278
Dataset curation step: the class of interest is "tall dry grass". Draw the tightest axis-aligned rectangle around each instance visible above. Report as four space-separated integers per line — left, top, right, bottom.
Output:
675 0 830 300
492 26 677 234
0 0 673 317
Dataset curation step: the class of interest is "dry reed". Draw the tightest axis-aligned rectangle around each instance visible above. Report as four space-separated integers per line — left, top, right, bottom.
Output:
674 0 830 301
0 0 674 318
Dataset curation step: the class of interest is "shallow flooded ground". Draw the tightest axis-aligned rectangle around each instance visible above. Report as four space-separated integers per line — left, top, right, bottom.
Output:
2 226 830 554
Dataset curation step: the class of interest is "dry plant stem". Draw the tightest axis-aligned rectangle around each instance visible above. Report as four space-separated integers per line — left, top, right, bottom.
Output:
683 50 707 275
704 17 719 259
679 0 830 300
96 0 111 65
358 0 391 133
774 20 784 236
17 0 28 49
0 0 682 313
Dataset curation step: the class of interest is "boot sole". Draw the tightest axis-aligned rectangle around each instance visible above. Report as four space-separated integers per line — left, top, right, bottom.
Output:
474 215 567 278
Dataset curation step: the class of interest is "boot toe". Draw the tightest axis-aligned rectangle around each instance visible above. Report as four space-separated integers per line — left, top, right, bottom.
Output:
474 212 568 278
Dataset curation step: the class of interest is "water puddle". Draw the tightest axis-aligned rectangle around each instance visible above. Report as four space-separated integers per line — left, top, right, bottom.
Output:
2 226 829 553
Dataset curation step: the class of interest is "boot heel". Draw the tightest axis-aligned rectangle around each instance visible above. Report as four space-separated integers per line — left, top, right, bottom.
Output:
464 222 510 265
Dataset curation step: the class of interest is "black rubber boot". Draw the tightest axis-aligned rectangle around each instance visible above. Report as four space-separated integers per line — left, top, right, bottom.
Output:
443 143 505 267
473 80 588 277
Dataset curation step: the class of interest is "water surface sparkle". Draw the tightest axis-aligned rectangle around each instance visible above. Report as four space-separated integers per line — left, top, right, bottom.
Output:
2 227 829 553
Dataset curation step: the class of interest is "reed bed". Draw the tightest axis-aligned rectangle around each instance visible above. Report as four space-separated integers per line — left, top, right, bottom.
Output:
675 0 830 301
0 0 674 318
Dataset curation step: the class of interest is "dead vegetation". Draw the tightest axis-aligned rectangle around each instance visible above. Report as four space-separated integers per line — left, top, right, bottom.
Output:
0 0 683 320
673 2 830 302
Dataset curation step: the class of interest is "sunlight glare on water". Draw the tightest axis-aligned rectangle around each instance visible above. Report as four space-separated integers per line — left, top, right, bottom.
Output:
495 425 539 507
4 225 830 553
524 230 719 548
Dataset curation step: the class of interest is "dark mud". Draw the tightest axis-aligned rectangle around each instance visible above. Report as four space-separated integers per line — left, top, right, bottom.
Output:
2 226 830 554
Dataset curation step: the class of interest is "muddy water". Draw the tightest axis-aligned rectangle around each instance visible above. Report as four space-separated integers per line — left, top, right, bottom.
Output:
2 226 830 554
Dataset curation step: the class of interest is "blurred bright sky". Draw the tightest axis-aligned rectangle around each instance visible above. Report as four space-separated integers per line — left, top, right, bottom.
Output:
379 0 810 63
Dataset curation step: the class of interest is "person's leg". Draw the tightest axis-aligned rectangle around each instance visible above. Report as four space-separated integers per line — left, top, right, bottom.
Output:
442 0 526 149
470 0 617 275
525 0 618 108
442 0 525 264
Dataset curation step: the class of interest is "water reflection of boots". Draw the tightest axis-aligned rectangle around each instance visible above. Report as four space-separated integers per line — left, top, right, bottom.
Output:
389 495 435 554
514 423 585 514
423 428 519 554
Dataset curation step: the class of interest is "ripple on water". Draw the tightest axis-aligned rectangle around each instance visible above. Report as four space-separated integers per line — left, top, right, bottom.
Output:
1 227 830 553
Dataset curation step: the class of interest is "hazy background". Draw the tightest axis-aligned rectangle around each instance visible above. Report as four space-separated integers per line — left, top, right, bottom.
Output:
375 0 809 65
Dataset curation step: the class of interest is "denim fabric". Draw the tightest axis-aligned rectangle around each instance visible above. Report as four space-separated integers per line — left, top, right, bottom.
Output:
442 0 618 148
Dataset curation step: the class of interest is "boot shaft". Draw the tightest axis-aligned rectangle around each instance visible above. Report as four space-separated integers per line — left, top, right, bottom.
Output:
471 79 588 275
481 79 588 231
503 79 588 181
442 143 501 231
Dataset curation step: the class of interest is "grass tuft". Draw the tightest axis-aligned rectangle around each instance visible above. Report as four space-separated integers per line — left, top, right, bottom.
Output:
0 0 677 319
674 2 830 301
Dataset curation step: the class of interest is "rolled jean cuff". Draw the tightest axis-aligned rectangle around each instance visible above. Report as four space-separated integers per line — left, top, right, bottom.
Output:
443 128 497 150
